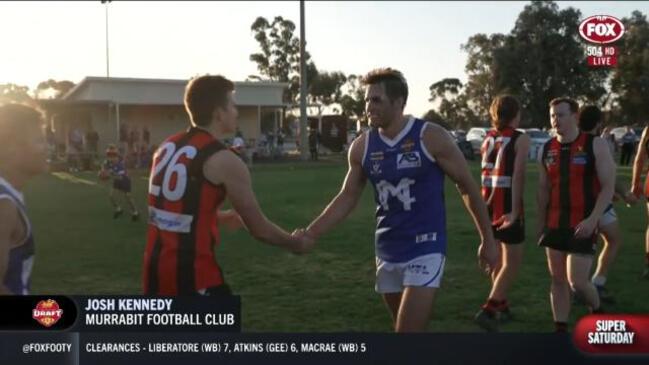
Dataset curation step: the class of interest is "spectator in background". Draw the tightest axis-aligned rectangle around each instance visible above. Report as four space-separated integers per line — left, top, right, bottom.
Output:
600 126 616 158
620 126 636 166
119 123 128 153
232 130 247 162
85 125 100 159
308 128 319 161
142 126 150 146
67 126 84 172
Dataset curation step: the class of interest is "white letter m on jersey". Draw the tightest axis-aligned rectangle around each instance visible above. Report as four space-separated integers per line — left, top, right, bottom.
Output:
376 178 416 211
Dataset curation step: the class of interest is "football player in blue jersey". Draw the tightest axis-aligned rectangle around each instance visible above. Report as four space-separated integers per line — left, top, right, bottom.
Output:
0 104 48 295
304 68 500 332
99 144 139 221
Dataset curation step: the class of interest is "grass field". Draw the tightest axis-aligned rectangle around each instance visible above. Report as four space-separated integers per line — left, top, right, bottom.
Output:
26 157 649 332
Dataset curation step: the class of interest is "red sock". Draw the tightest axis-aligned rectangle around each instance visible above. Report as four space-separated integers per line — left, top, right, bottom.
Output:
482 298 501 314
497 299 509 311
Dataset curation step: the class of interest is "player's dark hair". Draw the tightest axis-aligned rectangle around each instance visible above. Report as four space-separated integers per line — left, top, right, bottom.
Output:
549 97 579 114
361 68 409 109
489 95 520 130
578 105 602 133
0 103 44 149
184 75 235 127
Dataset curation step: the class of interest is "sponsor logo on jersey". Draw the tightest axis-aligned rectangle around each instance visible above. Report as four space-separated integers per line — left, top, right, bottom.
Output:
148 207 194 233
415 232 437 244
397 151 421 170
400 138 415 152
407 263 430 275
370 151 384 161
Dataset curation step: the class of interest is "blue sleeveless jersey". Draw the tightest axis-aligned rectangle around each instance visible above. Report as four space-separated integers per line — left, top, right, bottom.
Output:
361 118 447 262
0 178 35 295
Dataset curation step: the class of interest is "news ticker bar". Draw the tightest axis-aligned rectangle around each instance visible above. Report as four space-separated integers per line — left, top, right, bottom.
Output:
1 332 648 365
0 295 240 332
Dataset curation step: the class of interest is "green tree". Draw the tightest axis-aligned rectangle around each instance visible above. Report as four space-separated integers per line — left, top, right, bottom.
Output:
427 78 480 129
339 74 366 123
249 16 315 104
461 1 608 128
309 71 346 106
611 11 649 124
0 83 33 105
35 79 75 99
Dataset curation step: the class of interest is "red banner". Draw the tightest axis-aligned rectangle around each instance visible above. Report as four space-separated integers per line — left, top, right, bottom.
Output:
573 314 649 354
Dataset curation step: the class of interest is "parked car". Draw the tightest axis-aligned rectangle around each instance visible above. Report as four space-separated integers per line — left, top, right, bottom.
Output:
451 129 474 160
610 126 640 147
466 127 490 155
524 129 551 160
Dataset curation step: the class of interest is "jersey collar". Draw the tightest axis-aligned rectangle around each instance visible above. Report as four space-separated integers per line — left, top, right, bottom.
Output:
0 176 25 204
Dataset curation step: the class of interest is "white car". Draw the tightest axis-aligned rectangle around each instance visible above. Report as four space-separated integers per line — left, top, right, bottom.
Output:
466 127 490 155
517 128 551 160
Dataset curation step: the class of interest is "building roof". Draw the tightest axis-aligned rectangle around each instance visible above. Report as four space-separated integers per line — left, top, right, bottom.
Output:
62 76 290 107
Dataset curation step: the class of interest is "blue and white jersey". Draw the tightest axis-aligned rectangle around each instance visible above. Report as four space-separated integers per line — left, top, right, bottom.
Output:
104 158 128 179
361 117 447 263
0 177 35 295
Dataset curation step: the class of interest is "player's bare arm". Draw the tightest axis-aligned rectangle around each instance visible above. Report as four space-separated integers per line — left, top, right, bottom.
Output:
536 151 550 241
306 133 368 240
203 150 313 254
631 126 649 197
218 209 244 231
421 123 499 271
496 133 530 229
575 137 616 239
0 199 20 295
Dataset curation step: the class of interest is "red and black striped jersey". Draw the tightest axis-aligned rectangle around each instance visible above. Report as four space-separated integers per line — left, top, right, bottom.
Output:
144 127 227 295
541 133 601 230
480 127 522 224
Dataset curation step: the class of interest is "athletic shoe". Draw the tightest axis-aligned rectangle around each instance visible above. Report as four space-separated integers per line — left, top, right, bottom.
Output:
474 308 499 332
642 267 649 280
131 212 139 222
113 209 123 219
498 307 513 323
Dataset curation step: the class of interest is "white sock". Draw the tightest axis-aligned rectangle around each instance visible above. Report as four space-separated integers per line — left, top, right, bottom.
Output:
592 276 606 286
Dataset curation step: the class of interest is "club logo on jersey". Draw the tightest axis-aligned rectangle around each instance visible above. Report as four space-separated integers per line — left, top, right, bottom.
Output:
400 138 415 152
371 161 382 176
376 178 416 211
32 299 63 328
397 152 421 170
370 151 384 161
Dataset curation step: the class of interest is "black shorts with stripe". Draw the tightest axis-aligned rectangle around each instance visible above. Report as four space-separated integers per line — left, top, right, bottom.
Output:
538 228 597 255
113 176 132 193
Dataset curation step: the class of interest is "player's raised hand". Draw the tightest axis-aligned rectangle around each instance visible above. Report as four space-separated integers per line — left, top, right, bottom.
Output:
290 228 316 255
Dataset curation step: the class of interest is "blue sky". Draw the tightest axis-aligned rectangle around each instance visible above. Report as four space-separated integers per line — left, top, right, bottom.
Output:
1 1 647 116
